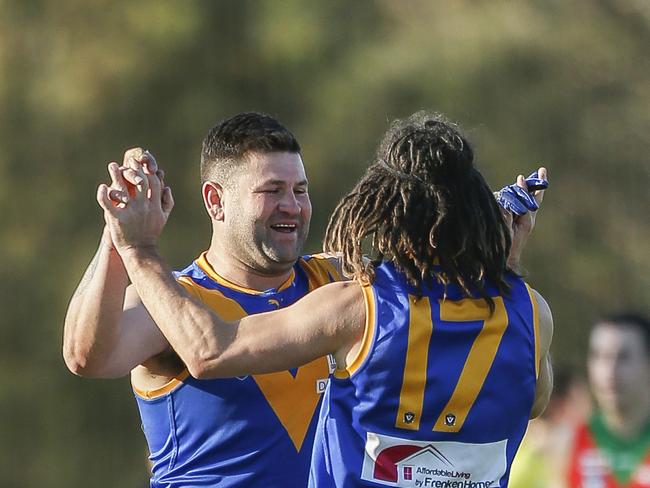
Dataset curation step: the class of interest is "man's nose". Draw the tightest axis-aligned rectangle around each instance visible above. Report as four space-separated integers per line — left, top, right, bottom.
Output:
278 191 301 214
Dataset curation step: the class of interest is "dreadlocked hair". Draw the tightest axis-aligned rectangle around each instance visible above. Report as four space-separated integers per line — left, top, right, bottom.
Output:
323 112 512 312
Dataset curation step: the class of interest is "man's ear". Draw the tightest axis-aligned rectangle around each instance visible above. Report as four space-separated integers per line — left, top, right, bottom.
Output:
202 181 225 221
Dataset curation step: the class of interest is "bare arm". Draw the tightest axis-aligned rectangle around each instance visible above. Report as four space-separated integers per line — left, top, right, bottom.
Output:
118 246 365 378
63 227 129 376
530 288 554 418
63 149 170 378
97 160 365 378
503 167 547 274
62 228 169 378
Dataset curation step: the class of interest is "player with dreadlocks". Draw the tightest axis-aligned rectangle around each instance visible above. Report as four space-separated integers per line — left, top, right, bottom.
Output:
98 111 553 488
325 112 512 311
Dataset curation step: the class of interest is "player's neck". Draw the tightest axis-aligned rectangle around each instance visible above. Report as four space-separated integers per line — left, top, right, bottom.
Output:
204 245 294 293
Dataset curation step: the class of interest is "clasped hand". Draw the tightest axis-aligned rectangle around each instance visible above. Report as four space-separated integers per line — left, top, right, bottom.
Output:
96 148 174 255
499 167 548 272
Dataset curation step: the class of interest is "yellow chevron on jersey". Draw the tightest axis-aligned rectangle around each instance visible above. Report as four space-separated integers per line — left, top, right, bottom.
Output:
134 252 341 487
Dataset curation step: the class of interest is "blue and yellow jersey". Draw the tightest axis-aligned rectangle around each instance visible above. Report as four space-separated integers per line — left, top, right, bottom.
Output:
134 252 341 488
311 261 540 488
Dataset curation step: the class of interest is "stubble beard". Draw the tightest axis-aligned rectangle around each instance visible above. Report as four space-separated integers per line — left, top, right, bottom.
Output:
259 223 309 270
230 222 309 276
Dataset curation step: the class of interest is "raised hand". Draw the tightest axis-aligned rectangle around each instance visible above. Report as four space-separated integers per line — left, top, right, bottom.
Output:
97 153 174 256
498 167 548 273
106 147 164 204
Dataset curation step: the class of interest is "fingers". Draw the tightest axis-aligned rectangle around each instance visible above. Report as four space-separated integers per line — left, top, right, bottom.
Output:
161 186 174 215
97 184 120 218
140 151 158 175
534 166 547 206
108 148 166 209
123 147 144 165
496 186 532 215
147 165 163 205
109 189 129 205
123 147 158 175
108 161 127 189
120 161 149 202
121 166 145 188
515 174 527 192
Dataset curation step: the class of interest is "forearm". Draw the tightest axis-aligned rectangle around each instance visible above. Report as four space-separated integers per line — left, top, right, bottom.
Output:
507 244 525 274
63 229 130 375
120 246 231 378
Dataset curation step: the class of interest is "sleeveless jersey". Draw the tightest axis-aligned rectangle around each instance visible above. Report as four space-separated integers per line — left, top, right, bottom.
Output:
310 261 540 488
568 414 650 487
134 252 340 487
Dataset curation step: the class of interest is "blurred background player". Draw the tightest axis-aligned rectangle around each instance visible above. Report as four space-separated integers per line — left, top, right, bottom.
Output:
98 111 552 487
568 312 650 487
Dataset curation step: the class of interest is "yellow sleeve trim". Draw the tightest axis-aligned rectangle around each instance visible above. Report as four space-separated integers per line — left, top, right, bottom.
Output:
525 284 541 379
300 254 343 292
334 282 376 379
132 369 191 400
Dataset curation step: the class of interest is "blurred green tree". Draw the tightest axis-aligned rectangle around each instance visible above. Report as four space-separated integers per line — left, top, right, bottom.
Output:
1 0 647 485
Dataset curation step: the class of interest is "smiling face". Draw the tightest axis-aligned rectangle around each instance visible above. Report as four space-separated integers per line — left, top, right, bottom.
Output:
221 151 311 274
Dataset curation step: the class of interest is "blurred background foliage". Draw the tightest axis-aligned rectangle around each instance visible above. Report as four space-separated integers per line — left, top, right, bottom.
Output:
1 0 648 486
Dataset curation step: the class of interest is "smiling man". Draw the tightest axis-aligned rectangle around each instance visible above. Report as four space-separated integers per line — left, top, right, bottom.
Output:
95 112 552 488
64 111 545 487
64 113 342 487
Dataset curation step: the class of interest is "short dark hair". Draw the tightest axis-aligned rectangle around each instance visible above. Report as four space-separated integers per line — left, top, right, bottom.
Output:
200 112 301 184
324 111 511 311
594 312 650 356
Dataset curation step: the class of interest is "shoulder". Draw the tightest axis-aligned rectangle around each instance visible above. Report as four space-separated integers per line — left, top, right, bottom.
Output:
305 281 366 352
299 280 363 307
173 255 210 298
287 280 365 337
513 280 553 352
529 287 553 350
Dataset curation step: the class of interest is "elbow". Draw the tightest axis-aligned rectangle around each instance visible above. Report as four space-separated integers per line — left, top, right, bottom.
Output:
63 346 95 377
62 329 91 377
176 317 240 380
63 347 93 377
185 357 217 380
63 315 92 377
62 341 111 378
530 360 553 419
184 349 228 380
530 389 551 419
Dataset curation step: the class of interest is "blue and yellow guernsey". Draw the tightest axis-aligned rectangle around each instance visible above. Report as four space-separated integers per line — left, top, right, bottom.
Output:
310 261 540 488
134 252 340 488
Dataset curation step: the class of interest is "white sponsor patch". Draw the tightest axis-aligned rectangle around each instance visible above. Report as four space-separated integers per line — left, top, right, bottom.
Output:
361 432 507 487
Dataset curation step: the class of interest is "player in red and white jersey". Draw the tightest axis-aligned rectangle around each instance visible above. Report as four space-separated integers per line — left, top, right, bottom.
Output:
568 313 650 488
